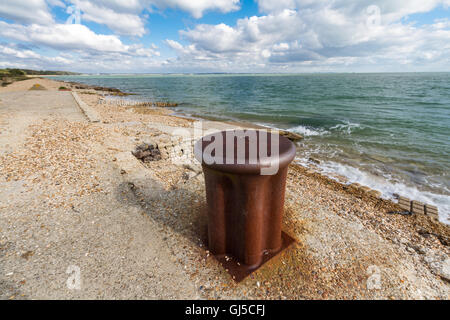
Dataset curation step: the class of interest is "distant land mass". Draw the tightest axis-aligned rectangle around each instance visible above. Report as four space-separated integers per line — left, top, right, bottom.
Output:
0 68 80 87
0 68 80 75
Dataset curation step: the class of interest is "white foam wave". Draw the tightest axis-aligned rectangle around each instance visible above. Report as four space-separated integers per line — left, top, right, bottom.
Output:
289 125 328 136
329 121 361 134
296 158 450 224
287 121 361 137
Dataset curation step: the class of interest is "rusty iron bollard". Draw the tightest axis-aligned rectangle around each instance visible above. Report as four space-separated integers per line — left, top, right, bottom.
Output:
194 130 296 281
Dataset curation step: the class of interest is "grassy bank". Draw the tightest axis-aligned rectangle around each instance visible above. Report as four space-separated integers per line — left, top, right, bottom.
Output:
0 68 80 87
0 69 28 87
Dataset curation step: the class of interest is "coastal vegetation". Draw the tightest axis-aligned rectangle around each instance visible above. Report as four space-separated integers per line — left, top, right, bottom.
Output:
0 68 28 87
0 68 80 87
13 69 80 76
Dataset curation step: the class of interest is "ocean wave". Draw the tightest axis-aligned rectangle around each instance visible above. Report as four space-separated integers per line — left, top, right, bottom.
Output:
329 121 361 135
296 158 450 224
288 121 361 137
289 125 328 136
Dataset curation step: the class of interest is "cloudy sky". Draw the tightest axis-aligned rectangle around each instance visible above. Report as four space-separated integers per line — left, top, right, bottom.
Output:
0 0 449 73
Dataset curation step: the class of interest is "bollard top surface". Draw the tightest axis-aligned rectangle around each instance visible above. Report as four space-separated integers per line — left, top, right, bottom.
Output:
194 129 296 175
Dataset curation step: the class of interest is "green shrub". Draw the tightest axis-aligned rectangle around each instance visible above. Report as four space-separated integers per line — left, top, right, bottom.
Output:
8 68 26 76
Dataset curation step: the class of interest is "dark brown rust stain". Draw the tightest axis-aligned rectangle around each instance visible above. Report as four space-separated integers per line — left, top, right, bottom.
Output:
195 130 297 282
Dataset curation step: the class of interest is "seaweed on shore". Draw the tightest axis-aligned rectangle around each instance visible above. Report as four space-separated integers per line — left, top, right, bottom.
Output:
29 84 47 90
64 81 133 96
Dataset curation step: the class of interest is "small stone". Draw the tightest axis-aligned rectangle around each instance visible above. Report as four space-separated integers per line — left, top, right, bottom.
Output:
21 250 34 260
132 143 161 162
367 190 381 198
278 130 303 141
406 247 415 253
349 183 361 189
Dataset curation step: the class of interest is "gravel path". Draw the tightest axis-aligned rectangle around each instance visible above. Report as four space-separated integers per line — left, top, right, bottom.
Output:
0 79 198 299
0 90 85 153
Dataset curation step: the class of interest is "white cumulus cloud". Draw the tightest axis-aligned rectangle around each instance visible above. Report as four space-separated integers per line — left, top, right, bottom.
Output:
0 21 160 59
64 0 241 37
1 0 449 72
70 0 146 36
0 0 53 24
166 0 450 72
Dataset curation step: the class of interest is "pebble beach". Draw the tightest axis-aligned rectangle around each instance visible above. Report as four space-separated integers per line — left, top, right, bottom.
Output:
0 77 449 299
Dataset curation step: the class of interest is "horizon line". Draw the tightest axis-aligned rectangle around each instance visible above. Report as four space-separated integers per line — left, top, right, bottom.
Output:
48 71 450 75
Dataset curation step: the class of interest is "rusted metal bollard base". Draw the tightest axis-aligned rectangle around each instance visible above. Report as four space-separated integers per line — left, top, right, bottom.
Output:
210 232 296 283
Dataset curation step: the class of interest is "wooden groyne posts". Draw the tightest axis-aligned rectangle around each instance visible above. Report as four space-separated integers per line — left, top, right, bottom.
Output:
398 196 439 220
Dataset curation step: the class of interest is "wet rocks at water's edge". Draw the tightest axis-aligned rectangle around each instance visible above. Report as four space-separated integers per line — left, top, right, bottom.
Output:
278 130 303 142
132 142 162 162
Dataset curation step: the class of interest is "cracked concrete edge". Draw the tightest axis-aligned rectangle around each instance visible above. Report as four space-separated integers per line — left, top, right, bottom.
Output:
72 91 100 123
113 151 154 185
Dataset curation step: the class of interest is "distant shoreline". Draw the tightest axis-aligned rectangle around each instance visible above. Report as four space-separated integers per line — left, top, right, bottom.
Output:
49 71 450 76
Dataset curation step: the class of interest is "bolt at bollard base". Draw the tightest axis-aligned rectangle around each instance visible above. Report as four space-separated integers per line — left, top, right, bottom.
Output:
207 231 296 282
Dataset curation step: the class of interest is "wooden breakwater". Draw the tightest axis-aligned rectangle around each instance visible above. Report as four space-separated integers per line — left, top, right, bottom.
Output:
398 196 439 220
99 97 178 108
